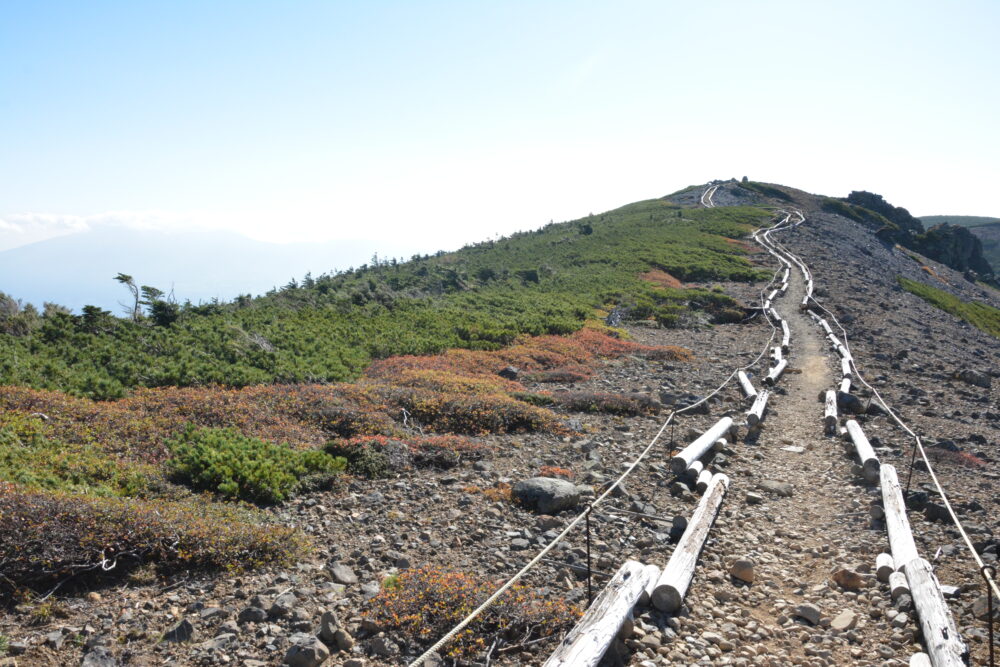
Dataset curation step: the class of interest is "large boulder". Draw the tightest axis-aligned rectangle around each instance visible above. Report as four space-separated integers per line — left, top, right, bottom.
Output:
513 477 585 514
284 633 330 667
955 368 992 389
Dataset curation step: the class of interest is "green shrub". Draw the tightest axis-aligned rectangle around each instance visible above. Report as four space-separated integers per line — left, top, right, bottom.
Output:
167 425 345 504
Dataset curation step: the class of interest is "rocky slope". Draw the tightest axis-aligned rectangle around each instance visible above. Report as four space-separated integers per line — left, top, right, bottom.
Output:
1 182 997 667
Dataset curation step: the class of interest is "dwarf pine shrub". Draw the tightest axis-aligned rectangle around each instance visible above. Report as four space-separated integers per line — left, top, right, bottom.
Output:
167 425 345 504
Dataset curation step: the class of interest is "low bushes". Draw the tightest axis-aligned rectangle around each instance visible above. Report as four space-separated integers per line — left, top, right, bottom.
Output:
167 425 345 504
0 482 307 593
326 434 488 477
364 567 580 659
898 276 1000 339
553 391 660 416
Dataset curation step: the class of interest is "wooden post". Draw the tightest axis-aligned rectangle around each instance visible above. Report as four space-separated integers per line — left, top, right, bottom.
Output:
780 321 790 352
889 571 910 601
823 390 837 434
544 560 654 667
771 347 783 363
904 558 969 666
845 420 880 482
712 438 727 452
670 417 734 474
636 563 662 608
909 654 931 667
769 307 782 322
767 289 778 302
763 299 771 311
779 281 788 294
764 359 787 385
695 468 713 494
837 344 852 362
839 377 852 394
685 460 704 483
746 389 770 427
876 553 895 582
651 473 730 612
841 357 852 378
880 465 919 573
737 371 757 402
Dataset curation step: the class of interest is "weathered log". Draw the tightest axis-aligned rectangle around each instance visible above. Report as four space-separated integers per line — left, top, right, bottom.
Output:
768 307 782 322
818 318 833 335
685 460 704 483
712 438 727 453
880 465 920 573
828 333 843 349
780 321 790 352
544 560 653 667
890 570 910 601
669 417 734 475
767 289 778 302
737 371 757 402
909 653 931 667
799 295 810 310
839 377 852 394
764 359 787 386
778 281 788 294
695 468 713 494
837 344 852 362
762 299 771 311
651 473 730 612
876 553 895 582
636 563 662 608
904 558 969 666
746 389 770 427
823 390 838 434
771 346 783 363
841 357 852 378
845 420 880 482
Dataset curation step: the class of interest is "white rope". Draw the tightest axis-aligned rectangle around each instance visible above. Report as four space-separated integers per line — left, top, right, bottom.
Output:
407 206 795 665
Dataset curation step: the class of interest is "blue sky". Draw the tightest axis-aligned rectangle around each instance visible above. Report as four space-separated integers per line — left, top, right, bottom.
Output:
2 0 998 252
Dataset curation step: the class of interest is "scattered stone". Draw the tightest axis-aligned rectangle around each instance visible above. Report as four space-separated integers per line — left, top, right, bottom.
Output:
329 562 358 585
269 592 298 618
729 558 755 584
745 491 764 505
830 609 858 631
238 606 268 623
318 610 340 645
162 618 194 643
954 368 991 388
512 477 583 513
284 633 330 667
795 603 822 625
757 480 794 497
832 568 866 591
82 646 119 667
498 366 519 380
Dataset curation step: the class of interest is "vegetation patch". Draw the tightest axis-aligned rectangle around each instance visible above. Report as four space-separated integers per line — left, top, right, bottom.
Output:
0 482 306 594
737 181 793 202
553 391 660 416
898 277 1000 338
167 425 345 504
364 567 580 659
326 434 487 477
640 269 684 289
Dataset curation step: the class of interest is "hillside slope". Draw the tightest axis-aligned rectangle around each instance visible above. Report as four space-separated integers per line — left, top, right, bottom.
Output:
1 181 997 666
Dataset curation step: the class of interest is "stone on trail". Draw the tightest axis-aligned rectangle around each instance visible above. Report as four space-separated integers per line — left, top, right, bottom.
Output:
795 603 822 625
830 609 858 631
831 567 866 591
162 619 194 643
729 558 755 584
512 477 584 513
745 491 764 505
757 480 794 497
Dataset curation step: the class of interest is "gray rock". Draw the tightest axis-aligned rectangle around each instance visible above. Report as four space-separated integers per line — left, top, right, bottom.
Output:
283 633 330 667
512 477 582 513
333 628 355 650
343 660 366 667
745 492 764 505
318 610 340 645
758 480 793 497
329 562 358 585
269 592 298 618
162 619 194 643
82 646 119 667
238 606 268 623
955 368 991 388
45 630 65 650
795 603 822 625
729 558 755 583
199 606 227 620
830 609 857 631
972 593 1000 620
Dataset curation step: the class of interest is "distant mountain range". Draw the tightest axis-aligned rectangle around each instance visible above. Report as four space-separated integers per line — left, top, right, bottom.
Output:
0 227 419 312
920 215 1000 275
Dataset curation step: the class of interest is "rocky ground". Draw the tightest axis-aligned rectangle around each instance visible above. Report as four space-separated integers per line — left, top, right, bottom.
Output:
2 185 996 667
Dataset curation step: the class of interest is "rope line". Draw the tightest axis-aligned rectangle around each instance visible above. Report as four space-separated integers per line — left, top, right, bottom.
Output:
406 208 796 666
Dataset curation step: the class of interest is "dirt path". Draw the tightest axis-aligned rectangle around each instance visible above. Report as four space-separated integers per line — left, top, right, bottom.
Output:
633 250 914 665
